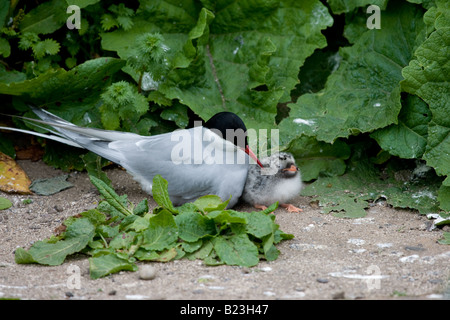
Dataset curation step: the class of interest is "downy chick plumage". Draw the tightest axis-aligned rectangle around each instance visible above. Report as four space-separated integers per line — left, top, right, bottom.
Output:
241 152 303 213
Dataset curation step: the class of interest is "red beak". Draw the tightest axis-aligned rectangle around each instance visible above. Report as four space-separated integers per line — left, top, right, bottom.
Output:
245 145 263 167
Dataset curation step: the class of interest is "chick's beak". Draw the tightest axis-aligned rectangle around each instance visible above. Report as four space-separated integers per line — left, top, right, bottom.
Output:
244 145 263 167
282 165 298 172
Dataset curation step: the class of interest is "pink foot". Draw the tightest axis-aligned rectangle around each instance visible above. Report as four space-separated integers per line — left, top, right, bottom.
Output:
281 203 303 213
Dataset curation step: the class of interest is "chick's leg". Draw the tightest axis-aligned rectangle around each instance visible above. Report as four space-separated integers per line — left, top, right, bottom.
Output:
281 203 303 213
254 204 268 211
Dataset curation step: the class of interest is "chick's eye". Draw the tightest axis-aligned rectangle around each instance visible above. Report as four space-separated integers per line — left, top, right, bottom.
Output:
279 155 286 160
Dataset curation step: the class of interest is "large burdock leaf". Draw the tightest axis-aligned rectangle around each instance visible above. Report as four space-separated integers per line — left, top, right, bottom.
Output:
371 94 431 159
279 1 425 144
401 0 450 184
327 0 388 14
102 0 332 139
283 136 351 181
0 152 32 194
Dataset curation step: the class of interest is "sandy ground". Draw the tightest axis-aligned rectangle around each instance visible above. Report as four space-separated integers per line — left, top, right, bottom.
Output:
0 160 449 300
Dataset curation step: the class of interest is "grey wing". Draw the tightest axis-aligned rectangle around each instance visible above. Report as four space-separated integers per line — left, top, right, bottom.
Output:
109 128 250 206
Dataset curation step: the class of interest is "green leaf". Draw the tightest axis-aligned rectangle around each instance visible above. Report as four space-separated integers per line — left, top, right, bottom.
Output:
0 197 12 210
0 1 8 28
438 185 450 211
422 122 450 182
383 185 440 214
99 107 120 130
65 0 101 9
213 234 259 267
102 0 333 146
96 225 119 239
245 211 276 239
302 145 442 216
142 210 178 251
152 175 178 214
327 0 388 14
371 94 431 159
89 175 132 216
0 65 26 85
207 210 247 227
0 37 10 58
438 232 450 245
42 143 86 172
133 199 149 216
134 248 160 261
0 57 125 104
81 152 112 187
89 254 138 279
279 1 425 144
31 39 60 59
401 1 450 183
259 202 279 215
30 174 73 196
14 248 36 264
284 136 351 181
185 239 214 261
126 216 149 232
101 14 118 31
19 0 67 35
175 211 217 242
193 195 229 213
109 231 137 250
261 231 280 261
160 103 189 128
16 218 95 266
181 240 203 253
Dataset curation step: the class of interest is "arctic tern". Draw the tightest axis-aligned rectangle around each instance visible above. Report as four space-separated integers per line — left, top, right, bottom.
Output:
0 106 263 208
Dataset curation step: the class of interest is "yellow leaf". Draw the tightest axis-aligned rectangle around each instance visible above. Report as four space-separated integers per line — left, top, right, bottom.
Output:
0 152 32 194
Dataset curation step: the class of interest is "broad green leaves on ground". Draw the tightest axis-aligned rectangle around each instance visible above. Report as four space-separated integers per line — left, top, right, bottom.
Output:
15 217 95 265
301 142 442 218
16 175 293 278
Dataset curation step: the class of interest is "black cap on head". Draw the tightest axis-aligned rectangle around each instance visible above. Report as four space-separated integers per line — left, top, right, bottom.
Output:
204 112 248 148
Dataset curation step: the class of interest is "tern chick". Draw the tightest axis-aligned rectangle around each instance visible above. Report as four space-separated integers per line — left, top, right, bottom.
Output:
241 152 303 213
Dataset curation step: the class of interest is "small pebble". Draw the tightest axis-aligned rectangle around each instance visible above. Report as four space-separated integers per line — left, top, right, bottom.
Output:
192 289 204 294
332 291 345 299
139 265 157 280
404 245 425 252
316 278 329 284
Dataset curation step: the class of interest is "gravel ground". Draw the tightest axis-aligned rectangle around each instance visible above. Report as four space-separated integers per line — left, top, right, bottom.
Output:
0 160 449 300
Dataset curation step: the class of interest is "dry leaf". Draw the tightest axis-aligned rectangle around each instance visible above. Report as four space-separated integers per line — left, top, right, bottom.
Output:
0 152 32 194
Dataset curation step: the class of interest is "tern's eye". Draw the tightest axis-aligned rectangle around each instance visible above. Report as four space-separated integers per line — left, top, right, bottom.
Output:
279 155 286 161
